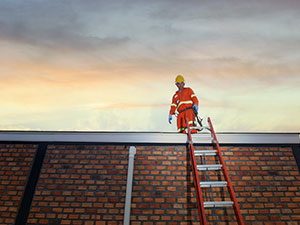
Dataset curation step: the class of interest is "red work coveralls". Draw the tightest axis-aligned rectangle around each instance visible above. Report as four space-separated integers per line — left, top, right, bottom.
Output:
169 87 199 133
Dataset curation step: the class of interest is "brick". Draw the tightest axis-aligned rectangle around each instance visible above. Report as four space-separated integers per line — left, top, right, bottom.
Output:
0 144 37 223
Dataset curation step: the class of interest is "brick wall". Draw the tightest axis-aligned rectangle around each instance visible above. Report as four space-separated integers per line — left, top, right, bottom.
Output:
27 145 129 225
222 146 300 224
1 143 300 225
0 144 37 225
131 145 199 224
131 145 300 224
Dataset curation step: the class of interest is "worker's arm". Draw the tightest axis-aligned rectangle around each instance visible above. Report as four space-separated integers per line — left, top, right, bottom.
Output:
190 88 199 113
190 88 199 106
169 94 177 115
169 94 177 124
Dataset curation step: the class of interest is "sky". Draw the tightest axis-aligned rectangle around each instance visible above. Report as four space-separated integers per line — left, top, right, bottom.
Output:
0 0 300 132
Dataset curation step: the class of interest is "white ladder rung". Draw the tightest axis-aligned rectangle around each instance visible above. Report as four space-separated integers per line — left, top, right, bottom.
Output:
191 126 211 130
191 126 203 131
197 164 222 171
204 201 233 208
194 150 217 156
200 181 227 188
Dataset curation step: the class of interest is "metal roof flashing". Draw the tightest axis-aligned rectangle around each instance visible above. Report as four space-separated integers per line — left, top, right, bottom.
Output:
0 131 299 144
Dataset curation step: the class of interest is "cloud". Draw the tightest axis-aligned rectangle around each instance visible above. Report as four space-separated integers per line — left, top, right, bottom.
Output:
0 0 300 132
88 103 169 110
0 0 131 57
150 0 300 21
1 0 300 78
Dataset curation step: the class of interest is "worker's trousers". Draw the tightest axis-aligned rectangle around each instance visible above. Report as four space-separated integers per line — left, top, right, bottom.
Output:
177 108 197 133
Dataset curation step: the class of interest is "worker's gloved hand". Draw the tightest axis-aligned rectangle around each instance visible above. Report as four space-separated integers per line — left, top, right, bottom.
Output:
192 104 198 113
168 114 172 124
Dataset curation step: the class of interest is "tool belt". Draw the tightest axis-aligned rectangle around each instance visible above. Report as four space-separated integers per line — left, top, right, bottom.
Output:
178 107 194 114
178 106 203 126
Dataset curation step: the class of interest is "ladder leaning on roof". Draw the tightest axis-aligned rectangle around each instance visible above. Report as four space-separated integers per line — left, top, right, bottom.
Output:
186 117 244 224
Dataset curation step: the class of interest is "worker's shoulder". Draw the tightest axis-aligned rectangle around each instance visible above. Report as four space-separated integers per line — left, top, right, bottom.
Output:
172 91 179 98
184 87 193 92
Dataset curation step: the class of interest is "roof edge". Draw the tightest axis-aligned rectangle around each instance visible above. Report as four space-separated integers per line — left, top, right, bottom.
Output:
0 131 299 144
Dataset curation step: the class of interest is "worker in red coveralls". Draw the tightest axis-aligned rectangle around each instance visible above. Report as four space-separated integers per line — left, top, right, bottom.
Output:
168 75 199 133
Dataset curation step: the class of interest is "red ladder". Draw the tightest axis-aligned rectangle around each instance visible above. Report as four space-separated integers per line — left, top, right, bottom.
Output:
186 117 244 224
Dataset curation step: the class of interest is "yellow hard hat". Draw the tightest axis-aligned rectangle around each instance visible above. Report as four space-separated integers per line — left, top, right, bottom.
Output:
175 75 184 83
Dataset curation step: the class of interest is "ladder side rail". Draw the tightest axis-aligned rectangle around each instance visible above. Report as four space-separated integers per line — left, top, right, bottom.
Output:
207 117 244 225
186 118 207 225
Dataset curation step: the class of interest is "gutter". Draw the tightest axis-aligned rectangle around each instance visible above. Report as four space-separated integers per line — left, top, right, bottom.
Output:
0 131 299 144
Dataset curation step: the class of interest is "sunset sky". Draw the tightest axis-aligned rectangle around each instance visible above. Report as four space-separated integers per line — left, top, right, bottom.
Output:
0 0 300 132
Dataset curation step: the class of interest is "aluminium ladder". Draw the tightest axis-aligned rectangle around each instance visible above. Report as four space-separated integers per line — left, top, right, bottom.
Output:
186 117 244 224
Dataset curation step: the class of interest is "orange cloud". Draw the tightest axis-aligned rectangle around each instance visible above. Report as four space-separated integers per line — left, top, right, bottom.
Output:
90 103 169 110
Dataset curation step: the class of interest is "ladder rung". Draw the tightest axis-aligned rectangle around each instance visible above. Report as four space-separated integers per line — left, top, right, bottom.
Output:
200 181 227 188
191 126 211 131
194 150 217 156
197 164 222 171
204 201 233 208
190 126 203 131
